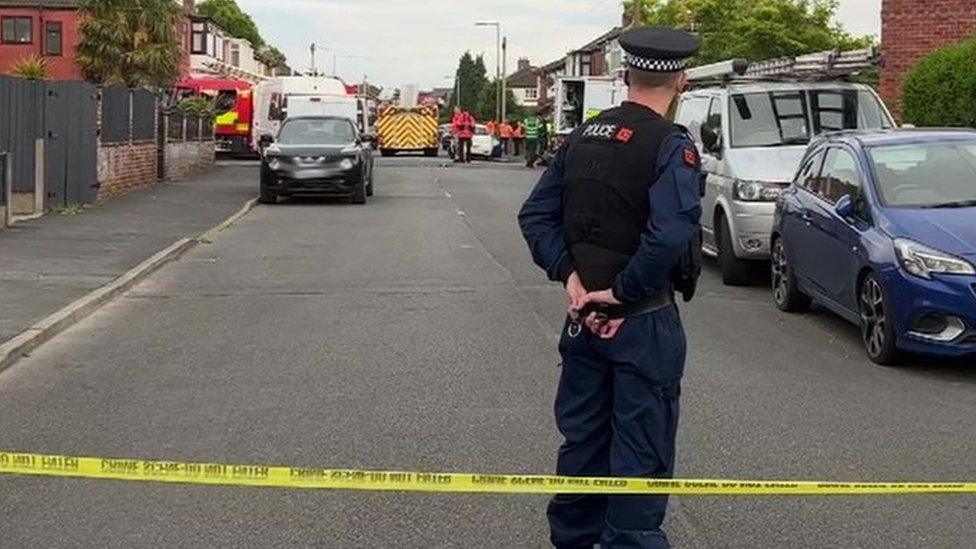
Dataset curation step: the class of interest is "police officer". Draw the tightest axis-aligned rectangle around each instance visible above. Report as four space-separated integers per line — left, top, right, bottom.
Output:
518 26 702 548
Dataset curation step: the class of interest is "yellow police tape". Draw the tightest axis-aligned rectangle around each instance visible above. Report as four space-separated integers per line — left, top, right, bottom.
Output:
2 451 975 496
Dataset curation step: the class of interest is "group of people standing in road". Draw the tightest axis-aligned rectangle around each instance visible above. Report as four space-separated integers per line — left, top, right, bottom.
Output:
449 106 553 167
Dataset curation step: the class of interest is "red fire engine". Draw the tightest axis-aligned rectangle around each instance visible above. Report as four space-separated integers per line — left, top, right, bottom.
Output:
175 77 256 156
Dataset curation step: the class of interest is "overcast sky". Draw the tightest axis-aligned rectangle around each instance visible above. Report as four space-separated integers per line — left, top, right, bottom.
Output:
238 0 882 90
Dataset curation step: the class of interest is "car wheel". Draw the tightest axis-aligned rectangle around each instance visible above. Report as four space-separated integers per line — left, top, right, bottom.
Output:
365 167 374 197
259 165 276 204
859 273 900 366
771 237 811 313
351 177 367 205
258 185 277 204
717 213 754 286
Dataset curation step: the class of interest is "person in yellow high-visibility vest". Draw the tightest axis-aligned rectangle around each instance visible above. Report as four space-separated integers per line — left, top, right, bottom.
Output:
523 111 543 168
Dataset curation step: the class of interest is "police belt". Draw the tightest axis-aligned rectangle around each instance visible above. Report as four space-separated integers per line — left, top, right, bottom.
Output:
579 290 674 321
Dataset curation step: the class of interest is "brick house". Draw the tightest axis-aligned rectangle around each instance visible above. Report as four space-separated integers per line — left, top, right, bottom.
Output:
0 0 82 80
0 0 217 80
880 0 976 120
566 27 624 78
536 26 625 108
536 57 565 109
506 58 538 108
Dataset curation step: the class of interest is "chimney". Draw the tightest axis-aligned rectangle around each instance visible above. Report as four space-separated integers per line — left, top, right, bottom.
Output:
183 0 195 14
517 57 531 72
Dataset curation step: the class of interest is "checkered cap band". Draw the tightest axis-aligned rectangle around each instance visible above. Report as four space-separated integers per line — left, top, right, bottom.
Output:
624 52 687 72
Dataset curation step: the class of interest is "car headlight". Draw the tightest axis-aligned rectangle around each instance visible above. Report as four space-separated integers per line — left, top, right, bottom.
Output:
735 180 784 202
894 238 976 279
338 158 355 170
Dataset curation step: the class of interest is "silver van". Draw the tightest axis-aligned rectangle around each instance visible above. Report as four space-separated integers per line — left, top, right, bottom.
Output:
674 82 895 285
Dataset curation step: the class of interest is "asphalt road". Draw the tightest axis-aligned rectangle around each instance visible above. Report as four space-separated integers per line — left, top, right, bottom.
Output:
1 156 975 548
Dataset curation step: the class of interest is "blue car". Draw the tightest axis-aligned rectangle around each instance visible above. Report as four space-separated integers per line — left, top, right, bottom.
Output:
772 129 976 365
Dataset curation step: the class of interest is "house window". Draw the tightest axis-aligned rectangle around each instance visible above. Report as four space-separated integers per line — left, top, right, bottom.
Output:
524 88 538 100
191 22 206 54
580 56 591 76
44 21 62 56
2 16 32 44
230 43 240 67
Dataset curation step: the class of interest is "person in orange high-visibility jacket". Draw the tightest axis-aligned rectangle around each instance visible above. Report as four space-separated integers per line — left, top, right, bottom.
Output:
452 109 476 163
513 122 525 156
486 119 497 139
499 120 514 157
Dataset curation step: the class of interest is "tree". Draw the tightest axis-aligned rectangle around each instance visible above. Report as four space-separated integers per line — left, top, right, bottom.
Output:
256 45 287 69
621 0 872 65
444 52 489 117
197 0 263 47
902 36 976 127
475 79 526 123
76 0 182 87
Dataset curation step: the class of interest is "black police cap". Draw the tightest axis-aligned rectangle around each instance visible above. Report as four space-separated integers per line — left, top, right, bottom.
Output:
619 26 700 73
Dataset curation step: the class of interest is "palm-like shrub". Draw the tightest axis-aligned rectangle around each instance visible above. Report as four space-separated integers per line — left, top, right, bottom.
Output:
8 54 48 80
76 0 182 87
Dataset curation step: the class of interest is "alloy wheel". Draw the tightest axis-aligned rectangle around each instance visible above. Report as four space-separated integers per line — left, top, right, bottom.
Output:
860 278 887 359
772 240 789 306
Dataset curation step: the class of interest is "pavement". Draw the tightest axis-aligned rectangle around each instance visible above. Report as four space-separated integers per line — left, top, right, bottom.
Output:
0 166 257 346
1 156 976 547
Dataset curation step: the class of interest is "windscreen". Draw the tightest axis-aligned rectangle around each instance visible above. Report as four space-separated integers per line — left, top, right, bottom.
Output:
277 118 356 145
730 89 891 148
868 140 976 208
214 90 237 114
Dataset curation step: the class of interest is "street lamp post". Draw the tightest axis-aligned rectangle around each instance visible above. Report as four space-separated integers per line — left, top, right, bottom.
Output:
313 45 361 77
501 36 507 123
475 21 501 123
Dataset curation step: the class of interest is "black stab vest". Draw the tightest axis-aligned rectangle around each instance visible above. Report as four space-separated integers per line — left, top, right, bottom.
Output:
563 102 678 291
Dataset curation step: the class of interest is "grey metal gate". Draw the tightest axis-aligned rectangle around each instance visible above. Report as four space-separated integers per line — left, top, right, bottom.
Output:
0 77 44 197
43 81 99 207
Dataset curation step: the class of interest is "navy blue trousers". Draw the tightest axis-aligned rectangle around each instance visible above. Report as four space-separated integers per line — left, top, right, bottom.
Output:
548 305 686 549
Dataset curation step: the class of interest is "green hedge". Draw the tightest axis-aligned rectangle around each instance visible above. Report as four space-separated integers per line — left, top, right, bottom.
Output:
901 36 976 127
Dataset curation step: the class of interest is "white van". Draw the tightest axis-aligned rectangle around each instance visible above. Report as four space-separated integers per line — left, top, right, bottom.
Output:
674 81 895 285
554 76 628 135
253 76 369 150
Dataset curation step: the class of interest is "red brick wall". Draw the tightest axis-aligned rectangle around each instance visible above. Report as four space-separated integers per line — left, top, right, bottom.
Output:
881 0 976 121
590 52 606 77
97 143 158 201
0 8 83 80
1 6 192 81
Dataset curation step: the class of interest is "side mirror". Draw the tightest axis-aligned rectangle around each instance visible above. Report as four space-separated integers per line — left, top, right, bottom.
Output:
361 133 376 143
700 125 720 154
835 194 854 219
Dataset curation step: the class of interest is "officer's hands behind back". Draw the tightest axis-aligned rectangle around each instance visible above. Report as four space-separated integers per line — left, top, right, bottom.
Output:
567 279 626 340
